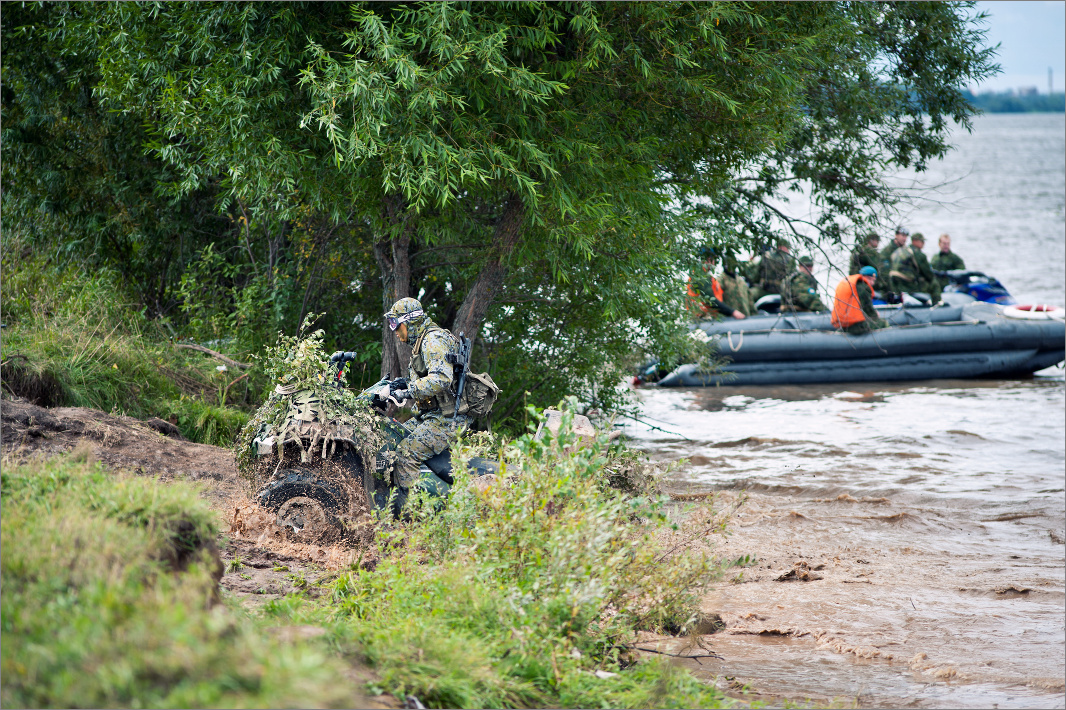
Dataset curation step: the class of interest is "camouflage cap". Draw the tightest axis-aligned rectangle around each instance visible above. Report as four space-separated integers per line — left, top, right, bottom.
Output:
798 255 814 267
895 225 910 236
911 232 925 243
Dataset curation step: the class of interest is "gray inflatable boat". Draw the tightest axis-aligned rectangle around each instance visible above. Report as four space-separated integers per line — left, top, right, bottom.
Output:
658 302 1065 387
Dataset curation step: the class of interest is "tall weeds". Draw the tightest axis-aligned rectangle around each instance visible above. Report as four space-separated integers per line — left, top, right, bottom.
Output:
2 237 257 444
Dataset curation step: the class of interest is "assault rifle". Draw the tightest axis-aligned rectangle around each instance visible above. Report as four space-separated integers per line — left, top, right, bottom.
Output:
446 332 472 419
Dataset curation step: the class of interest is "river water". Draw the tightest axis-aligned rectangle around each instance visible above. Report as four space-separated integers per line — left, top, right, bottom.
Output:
626 114 1065 708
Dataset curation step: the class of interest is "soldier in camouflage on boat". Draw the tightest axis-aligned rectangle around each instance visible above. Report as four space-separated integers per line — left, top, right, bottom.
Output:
751 239 794 302
849 231 884 290
718 255 755 317
931 233 966 288
889 232 942 303
782 255 826 312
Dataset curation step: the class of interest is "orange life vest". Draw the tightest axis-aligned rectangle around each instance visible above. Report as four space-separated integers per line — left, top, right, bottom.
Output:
686 275 724 314
831 274 868 329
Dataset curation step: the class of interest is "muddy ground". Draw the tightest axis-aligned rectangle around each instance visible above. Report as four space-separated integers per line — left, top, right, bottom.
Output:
0 398 400 709
3 397 894 707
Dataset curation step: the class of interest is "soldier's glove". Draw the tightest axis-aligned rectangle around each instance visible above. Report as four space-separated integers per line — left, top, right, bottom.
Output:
388 388 412 407
389 377 409 394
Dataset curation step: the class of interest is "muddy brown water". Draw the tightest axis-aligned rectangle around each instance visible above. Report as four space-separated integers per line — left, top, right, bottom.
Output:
626 113 1065 708
627 377 1064 708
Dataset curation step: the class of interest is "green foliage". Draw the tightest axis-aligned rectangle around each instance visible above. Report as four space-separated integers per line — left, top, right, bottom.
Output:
0 454 359 709
2 1 1000 432
257 314 331 386
265 408 731 708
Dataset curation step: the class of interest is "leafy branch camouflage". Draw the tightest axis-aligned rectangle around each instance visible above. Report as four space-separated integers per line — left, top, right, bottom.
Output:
235 317 387 485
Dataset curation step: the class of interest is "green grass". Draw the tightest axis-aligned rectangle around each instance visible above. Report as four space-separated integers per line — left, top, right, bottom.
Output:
1 238 259 445
259 409 736 709
0 453 361 708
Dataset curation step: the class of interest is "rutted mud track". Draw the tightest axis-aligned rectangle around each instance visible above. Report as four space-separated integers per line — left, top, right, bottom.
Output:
0 399 384 638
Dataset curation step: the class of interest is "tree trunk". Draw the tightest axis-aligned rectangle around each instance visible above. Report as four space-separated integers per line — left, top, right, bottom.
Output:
374 196 414 379
453 194 526 344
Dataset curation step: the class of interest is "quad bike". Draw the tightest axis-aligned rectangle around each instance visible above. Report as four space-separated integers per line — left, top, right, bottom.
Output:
244 349 499 543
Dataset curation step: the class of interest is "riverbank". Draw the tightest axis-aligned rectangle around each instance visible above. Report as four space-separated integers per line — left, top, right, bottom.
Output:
624 380 1065 709
1 397 743 709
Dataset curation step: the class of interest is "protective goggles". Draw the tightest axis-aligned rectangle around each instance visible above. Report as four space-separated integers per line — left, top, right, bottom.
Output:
384 308 423 331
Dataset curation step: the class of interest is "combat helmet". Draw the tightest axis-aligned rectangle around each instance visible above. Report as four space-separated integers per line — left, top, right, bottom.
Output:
384 297 427 342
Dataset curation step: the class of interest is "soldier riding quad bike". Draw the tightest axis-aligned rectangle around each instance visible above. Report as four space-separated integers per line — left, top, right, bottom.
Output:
236 341 500 544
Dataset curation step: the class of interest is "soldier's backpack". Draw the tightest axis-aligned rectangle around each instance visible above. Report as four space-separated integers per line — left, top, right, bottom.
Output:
458 371 501 418
444 330 501 419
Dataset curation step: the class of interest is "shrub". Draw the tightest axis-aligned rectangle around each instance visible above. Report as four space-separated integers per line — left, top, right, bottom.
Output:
263 407 732 708
1 235 258 444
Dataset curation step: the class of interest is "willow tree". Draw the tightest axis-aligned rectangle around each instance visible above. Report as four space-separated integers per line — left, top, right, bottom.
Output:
18 1 995 420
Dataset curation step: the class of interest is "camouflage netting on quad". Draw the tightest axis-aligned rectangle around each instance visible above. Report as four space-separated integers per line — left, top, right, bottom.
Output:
233 318 390 493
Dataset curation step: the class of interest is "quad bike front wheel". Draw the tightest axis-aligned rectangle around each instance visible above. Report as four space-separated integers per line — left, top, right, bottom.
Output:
275 496 336 544
257 470 347 544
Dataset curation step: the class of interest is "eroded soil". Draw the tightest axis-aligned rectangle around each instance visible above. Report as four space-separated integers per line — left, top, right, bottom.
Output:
1 398 399 708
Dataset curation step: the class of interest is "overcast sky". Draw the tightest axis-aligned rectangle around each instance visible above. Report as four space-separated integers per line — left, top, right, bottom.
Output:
972 1 1065 93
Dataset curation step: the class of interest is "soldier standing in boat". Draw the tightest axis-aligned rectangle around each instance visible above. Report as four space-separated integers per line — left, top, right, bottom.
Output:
889 232 942 303
752 239 794 302
878 226 909 299
849 231 882 282
931 233 966 288
718 255 755 317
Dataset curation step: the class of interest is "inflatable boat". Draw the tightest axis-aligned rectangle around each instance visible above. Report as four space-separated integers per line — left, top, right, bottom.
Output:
658 302 1065 387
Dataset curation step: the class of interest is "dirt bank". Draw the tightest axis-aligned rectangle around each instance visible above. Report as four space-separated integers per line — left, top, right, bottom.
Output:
1 398 398 708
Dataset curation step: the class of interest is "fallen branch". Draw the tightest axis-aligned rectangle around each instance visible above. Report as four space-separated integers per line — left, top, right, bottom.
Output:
221 372 251 406
629 646 723 665
173 343 250 370
615 412 691 440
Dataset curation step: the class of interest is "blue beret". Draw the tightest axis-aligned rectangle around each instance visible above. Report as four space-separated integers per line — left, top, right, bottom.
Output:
859 266 877 277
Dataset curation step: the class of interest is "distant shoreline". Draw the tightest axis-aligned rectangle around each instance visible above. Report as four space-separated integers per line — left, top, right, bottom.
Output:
963 90 1065 113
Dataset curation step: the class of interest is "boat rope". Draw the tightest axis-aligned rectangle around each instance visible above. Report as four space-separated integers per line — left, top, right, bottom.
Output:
727 330 744 352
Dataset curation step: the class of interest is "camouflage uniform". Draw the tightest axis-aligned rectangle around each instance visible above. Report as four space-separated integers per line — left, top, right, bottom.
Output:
782 270 826 312
387 300 467 488
930 250 966 288
752 247 794 301
849 240 880 276
879 240 905 276
890 245 942 303
718 271 754 317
